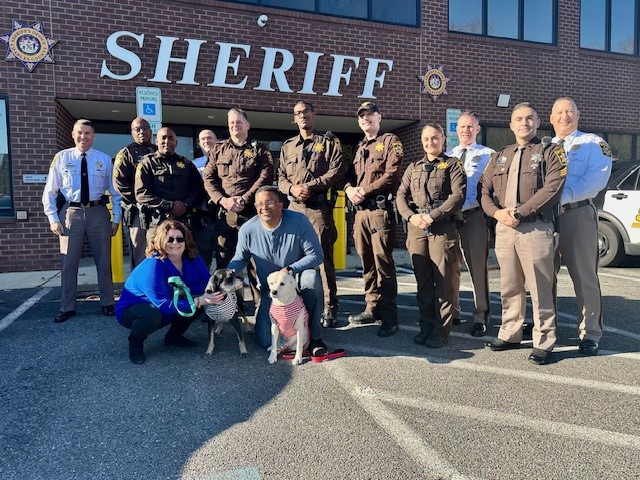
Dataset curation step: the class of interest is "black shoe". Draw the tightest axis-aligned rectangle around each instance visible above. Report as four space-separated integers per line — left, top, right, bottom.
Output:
414 332 429 345
101 305 115 316
377 323 399 337
423 335 449 348
54 310 76 323
578 339 599 356
470 323 487 337
522 323 534 338
348 311 378 325
321 307 338 328
486 338 520 351
128 339 146 364
164 334 197 348
452 318 461 325
308 338 328 357
528 348 551 365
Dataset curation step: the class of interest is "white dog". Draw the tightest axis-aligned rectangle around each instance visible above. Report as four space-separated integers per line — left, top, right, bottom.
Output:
266 270 309 365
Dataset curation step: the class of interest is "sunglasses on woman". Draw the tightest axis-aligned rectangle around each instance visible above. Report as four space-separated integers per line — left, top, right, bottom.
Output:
166 236 185 243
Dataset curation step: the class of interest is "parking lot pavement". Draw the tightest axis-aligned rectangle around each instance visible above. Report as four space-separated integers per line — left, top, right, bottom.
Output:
1 256 639 479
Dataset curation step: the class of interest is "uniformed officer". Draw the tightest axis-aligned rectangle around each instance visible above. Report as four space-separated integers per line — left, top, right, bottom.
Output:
446 112 495 337
345 102 403 337
192 129 218 270
397 123 466 347
480 103 566 365
203 108 274 304
42 119 122 323
135 127 206 242
278 101 345 328
550 97 612 356
113 117 158 269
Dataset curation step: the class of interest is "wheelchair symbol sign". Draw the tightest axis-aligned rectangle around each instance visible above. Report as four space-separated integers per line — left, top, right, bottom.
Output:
143 103 156 116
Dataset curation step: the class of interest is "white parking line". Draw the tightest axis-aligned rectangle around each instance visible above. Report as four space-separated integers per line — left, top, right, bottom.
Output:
368 387 640 450
325 361 478 480
336 342 640 397
0 288 52 332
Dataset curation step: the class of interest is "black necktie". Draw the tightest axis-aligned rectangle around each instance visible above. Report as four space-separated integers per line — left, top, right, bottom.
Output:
80 153 89 205
459 148 468 163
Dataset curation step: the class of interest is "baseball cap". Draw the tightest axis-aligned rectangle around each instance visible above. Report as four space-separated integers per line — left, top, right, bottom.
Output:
357 101 380 115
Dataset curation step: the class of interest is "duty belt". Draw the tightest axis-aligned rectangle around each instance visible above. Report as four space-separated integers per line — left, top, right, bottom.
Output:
519 213 546 223
463 206 482 216
354 195 394 211
293 192 331 208
416 207 455 223
68 199 107 208
562 199 591 210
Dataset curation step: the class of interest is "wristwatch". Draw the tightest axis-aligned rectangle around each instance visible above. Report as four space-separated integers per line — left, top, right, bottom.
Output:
513 209 522 221
286 266 294 276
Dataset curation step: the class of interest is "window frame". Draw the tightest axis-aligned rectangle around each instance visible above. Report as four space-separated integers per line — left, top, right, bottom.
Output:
580 0 639 56
220 0 421 27
448 0 558 45
0 94 14 218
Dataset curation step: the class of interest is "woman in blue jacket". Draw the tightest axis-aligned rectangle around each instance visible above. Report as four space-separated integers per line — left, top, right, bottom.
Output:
116 219 220 364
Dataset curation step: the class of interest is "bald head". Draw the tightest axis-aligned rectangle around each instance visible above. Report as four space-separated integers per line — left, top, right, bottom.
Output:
157 127 177 155
130 117 152 145
198 129 217 156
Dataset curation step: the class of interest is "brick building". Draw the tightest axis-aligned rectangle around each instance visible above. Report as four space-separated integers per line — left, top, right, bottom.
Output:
1 0 639 272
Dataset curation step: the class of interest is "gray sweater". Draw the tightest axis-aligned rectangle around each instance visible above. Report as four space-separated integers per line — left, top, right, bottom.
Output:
227 210 323 290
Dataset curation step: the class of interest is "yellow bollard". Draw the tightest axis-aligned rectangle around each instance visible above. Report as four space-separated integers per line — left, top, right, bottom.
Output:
108 197 125 283
332 190 347 270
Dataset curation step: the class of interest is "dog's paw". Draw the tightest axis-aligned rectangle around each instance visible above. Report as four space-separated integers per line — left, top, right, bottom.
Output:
292 356 303 366
241 352 250 358
202 351 213 358
267 352 278 364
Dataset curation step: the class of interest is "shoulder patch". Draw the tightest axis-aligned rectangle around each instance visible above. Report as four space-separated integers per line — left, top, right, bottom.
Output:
50 154 59 169
554 146 568 166
599 141 612 158
135 162 143 180
392 140 404 157
114 152 125 169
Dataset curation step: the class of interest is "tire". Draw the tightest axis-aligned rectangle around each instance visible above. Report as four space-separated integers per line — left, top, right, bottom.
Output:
598 221 625 267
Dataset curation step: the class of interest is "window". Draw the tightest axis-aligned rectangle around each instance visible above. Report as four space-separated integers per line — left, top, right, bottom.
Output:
221 0 420 27
0 96 12 216
449 0 556 44
580 0 638 54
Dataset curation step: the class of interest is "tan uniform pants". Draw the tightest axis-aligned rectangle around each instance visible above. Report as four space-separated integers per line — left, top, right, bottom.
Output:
494 220 557 351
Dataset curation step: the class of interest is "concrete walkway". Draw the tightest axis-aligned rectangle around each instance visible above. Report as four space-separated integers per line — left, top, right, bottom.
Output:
0 248 498 291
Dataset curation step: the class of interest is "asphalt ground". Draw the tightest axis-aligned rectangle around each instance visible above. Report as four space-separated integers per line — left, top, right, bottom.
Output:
1 255 639 480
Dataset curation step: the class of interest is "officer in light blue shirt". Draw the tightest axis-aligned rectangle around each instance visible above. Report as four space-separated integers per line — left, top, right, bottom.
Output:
42 119 122 323
446 112 495 337
550 97 612 356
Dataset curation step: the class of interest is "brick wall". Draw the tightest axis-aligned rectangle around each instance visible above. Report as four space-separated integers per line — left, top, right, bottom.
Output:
1 0 639 272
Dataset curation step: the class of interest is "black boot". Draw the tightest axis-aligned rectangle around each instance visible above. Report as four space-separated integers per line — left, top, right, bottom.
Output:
128 338 146 364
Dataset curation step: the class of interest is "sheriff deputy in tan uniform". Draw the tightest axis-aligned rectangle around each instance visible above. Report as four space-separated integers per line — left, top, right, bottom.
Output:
345 102 403 338
113 117 157 269
135 127 206 241
278 101 345 328
480 102 566 365
397 123 466 348
203 108 274 304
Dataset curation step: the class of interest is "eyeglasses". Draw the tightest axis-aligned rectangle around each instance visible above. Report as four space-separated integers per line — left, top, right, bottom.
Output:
166 236 185 243
256 200 277 208
293 109 313 117
132 126 151 132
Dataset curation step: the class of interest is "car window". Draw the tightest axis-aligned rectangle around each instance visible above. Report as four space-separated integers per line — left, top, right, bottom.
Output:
617 166 640 191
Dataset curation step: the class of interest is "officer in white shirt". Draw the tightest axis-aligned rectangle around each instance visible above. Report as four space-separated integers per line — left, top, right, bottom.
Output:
446 112 495 337
42 119 122 323
192 129 218 270
550 97 612 355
